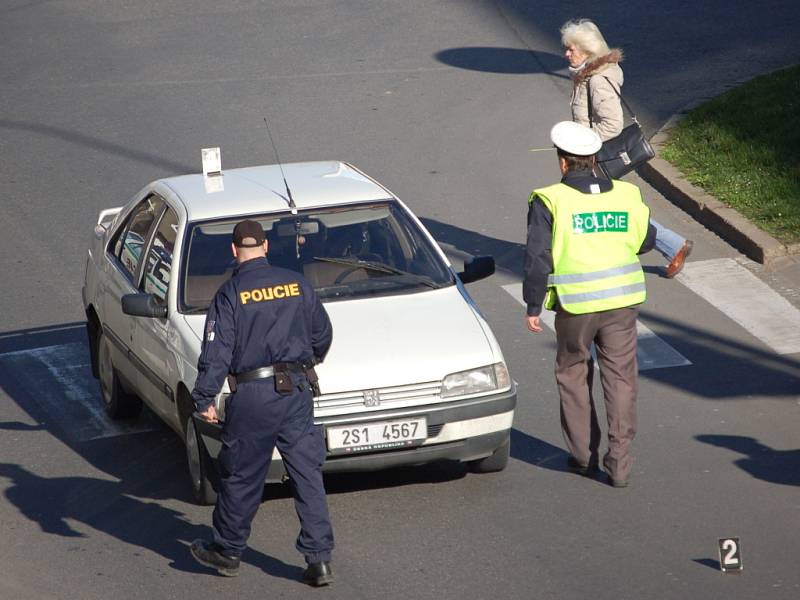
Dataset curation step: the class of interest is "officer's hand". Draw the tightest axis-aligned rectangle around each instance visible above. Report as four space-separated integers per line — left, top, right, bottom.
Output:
199 404 219 423
526 315 543 334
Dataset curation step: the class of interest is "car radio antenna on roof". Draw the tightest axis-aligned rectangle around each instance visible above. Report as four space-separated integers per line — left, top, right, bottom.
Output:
263 117 298 215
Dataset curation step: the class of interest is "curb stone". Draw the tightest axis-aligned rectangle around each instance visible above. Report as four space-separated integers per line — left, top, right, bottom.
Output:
637 108 798 265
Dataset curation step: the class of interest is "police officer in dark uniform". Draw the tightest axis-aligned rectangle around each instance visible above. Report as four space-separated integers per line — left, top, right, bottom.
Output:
190 219 335 586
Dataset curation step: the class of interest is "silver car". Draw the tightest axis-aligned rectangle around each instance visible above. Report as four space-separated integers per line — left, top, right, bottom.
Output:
82 161 516 504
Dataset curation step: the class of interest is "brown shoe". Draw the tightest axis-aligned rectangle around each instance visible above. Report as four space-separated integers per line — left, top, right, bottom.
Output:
665 240 694 279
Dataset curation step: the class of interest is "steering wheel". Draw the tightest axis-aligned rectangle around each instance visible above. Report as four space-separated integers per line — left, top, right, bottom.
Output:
333 266 364 285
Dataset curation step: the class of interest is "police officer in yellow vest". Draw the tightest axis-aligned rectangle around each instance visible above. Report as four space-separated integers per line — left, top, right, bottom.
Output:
524 121 655 488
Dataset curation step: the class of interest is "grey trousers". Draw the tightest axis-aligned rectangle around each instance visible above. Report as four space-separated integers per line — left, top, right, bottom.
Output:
554 305 639 481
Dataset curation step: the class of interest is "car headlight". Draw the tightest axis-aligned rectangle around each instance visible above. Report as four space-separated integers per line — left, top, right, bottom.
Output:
441 362 511 398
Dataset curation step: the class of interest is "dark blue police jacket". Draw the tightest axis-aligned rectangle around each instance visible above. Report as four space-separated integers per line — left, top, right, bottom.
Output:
192 256 333 411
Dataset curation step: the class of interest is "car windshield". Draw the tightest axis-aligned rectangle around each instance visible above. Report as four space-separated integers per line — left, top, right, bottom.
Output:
181 201 454 312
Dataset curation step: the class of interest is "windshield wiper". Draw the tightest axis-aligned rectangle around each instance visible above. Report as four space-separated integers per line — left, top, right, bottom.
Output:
312 257 441 288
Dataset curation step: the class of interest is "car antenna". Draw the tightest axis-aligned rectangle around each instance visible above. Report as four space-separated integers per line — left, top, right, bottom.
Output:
263 117 298 215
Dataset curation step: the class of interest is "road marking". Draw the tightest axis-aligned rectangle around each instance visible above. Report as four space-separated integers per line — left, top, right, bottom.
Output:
676 258 800 355
0 342 160 442
502 283 692 371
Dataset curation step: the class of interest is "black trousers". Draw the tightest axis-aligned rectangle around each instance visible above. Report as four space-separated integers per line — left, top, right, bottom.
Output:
212 375 334 563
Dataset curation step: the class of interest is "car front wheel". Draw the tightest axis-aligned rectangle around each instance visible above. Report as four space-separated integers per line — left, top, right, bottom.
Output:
97 330 142 419
468 436 510 473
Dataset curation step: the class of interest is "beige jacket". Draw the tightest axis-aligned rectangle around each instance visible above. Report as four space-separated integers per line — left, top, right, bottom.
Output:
570 50 625 142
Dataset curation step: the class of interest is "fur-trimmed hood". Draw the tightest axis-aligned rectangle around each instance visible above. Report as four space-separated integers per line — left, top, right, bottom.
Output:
572 49 624 85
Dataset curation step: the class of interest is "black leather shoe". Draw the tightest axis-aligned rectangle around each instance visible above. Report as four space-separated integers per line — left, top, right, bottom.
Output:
567 456 598 476
303 561 334 587
190 539 240 577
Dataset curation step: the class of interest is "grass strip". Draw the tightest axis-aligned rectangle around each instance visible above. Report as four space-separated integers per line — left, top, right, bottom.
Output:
661 64 800 244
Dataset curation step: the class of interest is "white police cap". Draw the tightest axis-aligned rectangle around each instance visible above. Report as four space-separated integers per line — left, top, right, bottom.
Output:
550 121 602 155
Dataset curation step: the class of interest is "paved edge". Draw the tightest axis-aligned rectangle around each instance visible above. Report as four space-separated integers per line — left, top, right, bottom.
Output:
637 108 800 265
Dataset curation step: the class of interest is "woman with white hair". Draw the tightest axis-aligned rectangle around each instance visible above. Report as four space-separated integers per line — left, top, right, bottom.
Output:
561 19 624 142
560 18 693 278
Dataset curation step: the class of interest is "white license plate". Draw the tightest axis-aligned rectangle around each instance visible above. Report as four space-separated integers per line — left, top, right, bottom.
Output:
327 417 427 454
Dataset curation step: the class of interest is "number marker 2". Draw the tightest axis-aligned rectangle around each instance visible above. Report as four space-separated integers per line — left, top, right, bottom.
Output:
718 537 743 573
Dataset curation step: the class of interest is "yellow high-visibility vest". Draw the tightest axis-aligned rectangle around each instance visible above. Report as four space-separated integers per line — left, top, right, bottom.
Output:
530 180 650 314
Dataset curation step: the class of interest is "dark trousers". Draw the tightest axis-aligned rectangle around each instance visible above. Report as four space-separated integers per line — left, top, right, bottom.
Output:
554 306 639 481
212 375 334 563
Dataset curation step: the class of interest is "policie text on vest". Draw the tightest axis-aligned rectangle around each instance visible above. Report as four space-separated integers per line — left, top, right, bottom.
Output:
572 211 629 234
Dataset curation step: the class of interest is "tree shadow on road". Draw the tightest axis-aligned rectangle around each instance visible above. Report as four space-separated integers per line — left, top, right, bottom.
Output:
695 435 800 487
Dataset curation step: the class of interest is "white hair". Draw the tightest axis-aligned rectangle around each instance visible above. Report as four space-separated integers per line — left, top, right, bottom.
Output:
560 19 611 60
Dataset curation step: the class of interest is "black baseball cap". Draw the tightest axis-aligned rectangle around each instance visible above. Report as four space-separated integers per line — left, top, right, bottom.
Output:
232 220 266 248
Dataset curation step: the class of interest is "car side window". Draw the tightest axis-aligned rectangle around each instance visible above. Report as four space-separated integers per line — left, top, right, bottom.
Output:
111 196 166 283
141 207 179 304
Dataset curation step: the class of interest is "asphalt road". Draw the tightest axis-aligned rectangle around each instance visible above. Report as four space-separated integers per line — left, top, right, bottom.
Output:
1 2 799 599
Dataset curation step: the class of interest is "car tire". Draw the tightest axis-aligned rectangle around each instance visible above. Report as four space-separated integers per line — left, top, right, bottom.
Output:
468 437 510 473
186 415 218 506
97 331 142 419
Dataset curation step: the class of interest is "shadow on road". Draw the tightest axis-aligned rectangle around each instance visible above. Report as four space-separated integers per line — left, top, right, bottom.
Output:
509 428 568 471
425 216 800 400
691 558 720 571
696 434 800 487
0 462 301 581
639 311 800 399
421 217 525 278
435 47 567 77
0 120 194 176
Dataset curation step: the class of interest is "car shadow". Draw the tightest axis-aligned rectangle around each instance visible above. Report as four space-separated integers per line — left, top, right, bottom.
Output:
265 459 469 500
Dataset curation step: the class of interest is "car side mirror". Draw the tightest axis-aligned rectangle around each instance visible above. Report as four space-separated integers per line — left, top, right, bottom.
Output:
458 255 495 284
122 293 168 319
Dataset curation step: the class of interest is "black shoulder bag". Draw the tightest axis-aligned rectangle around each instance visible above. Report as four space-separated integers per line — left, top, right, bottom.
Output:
588 76 655 179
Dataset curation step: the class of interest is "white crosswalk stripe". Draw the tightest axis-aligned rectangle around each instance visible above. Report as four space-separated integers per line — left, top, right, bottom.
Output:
676 258 800 355
0 342 161 441
501 282 692 371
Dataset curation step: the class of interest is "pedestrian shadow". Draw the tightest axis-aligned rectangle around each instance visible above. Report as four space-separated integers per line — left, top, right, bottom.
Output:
695 435 800 487
0 462 301 581
434 47 568 78
509 428 569 472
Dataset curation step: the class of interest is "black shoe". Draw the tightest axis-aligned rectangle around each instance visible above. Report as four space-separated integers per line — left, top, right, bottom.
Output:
190 539 240 577
302 561 334 587
567 456 598 476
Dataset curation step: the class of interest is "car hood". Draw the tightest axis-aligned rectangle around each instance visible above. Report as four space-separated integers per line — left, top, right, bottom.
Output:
182 286 497 393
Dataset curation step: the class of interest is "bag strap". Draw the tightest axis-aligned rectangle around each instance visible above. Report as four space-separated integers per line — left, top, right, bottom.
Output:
587 75 640 125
